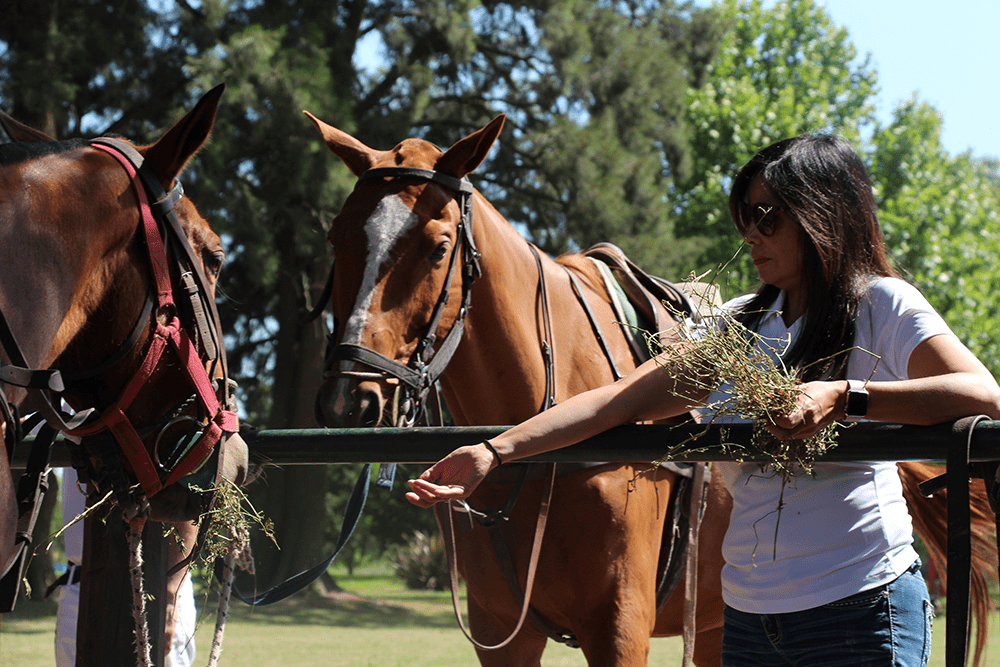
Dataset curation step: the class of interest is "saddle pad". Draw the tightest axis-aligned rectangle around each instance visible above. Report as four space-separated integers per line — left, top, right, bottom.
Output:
589 256 658 362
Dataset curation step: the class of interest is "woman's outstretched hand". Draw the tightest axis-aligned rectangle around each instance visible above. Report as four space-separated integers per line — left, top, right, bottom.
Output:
405 442 498 507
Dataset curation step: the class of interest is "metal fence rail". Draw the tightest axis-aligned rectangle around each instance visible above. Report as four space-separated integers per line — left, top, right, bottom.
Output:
12 419 998 667
14 419 1000 468
240 420 1000 465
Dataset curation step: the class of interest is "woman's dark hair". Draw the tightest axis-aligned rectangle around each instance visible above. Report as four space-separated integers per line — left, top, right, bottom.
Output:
729 135 897 381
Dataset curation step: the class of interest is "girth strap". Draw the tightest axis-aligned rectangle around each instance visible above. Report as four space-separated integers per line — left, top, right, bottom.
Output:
945 415 986 667
918 415 991 667
681 462 708 667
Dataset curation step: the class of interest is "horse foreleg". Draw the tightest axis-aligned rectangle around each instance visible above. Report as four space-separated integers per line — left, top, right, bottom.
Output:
468 594 548 667
574 598 656 667
555 465 669 667
691 625 724 667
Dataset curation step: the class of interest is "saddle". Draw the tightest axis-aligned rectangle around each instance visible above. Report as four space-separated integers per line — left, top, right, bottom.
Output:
583 242 720 361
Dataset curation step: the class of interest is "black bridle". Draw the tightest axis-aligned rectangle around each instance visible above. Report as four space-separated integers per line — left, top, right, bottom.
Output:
319 167 480 427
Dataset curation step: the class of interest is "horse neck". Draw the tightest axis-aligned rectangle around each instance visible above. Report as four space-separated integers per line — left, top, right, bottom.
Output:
0 152 141 404
438 195 628 426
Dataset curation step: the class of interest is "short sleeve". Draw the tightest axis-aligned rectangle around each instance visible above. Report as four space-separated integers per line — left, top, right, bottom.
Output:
849 278 955 382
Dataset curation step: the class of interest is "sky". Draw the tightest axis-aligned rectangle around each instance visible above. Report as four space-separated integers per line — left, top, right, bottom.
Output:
816 0 999 158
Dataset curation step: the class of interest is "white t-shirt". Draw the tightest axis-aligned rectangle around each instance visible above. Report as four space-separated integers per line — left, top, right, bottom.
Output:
699 276 955 614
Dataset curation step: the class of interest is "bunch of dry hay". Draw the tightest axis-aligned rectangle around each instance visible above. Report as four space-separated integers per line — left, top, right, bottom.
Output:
646 274 854 479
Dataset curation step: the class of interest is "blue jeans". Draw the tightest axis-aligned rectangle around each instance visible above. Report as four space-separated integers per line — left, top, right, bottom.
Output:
721 560 933 666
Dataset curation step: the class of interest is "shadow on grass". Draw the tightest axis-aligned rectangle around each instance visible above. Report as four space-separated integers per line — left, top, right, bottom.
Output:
202 589 461 630
1 599 59 637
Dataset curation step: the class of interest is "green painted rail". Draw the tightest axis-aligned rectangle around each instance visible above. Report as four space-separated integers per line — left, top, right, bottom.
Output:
13 420 1000 468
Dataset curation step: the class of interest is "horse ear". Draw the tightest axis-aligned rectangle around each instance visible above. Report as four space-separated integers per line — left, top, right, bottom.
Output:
436 114 505 179
142 84 225 189
0 110 55 142
303 111 378 177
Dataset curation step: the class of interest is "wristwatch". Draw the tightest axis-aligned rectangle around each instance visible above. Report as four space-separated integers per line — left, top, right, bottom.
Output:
844 379 869 421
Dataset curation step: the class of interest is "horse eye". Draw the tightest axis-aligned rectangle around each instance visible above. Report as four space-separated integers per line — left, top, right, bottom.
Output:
204 250 224 278
429 243 448 261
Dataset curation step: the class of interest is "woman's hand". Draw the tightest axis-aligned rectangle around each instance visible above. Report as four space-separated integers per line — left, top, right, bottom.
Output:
405 442 498 508
765 380 846 441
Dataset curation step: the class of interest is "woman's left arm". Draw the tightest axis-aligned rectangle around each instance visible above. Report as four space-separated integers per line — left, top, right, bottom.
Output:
769 334 1000 440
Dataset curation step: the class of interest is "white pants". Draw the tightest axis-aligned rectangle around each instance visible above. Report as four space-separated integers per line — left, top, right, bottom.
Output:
54 571 79 667
55 571 197 667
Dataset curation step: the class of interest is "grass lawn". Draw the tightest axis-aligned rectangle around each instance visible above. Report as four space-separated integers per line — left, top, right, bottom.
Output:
1 566 997 666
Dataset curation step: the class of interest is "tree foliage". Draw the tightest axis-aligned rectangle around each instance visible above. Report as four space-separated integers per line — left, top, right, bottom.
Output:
669 0 878 288
662 0 1000 375
870 100 1000 373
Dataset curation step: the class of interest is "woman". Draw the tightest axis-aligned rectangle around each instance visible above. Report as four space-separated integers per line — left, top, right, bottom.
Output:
405 135 1000 666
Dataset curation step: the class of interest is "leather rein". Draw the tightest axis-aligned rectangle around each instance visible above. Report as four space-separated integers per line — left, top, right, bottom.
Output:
0 137 238 597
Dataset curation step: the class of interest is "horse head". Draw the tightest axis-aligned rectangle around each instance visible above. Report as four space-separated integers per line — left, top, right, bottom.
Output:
304 113 504 428
0 86 247 524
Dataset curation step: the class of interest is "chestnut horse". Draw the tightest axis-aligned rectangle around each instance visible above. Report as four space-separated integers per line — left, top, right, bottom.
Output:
0 85 248 641
306 113 996 666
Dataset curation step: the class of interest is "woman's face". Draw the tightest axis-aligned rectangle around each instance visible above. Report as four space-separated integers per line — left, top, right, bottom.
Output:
742 175 807 317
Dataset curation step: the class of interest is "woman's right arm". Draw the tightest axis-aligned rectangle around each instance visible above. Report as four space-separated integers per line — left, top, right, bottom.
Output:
405 349 709 507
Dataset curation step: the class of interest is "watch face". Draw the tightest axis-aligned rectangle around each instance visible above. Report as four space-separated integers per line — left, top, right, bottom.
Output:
846 389 869 417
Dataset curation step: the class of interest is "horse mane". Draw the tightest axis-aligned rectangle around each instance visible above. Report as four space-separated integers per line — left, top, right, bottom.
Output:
899 461 997 667
0 137 88 165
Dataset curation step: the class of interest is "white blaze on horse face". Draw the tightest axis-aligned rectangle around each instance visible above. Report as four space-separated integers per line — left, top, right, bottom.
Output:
339 193 419 355
331 195 419 416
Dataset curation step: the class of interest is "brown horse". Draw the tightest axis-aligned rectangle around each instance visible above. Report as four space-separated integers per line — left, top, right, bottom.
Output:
0 85 248 633
306 113 997 666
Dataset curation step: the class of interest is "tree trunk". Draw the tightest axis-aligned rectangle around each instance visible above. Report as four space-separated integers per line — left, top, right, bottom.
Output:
245 252 330 590
4 0 60 137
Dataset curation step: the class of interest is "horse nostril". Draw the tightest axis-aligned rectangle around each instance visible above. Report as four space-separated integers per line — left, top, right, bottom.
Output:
316 379 384 428
354 386 383 427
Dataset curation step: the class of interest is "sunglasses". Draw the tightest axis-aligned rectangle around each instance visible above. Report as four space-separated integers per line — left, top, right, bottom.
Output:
738 203 787 238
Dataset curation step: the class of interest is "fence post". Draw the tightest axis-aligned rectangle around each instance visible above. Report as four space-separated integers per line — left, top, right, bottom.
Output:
77 505 166 666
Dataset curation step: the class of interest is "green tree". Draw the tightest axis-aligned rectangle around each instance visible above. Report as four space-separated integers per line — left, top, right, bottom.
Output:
0 0 207 138
870 99 1000 374
671 0 877 293
479 1 723 254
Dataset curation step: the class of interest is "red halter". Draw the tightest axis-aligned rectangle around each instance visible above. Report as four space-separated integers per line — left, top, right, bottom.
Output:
64 142 238 498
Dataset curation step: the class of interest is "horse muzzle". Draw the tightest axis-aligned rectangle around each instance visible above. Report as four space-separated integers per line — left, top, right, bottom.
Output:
146 429 249 523
315 376 386 428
